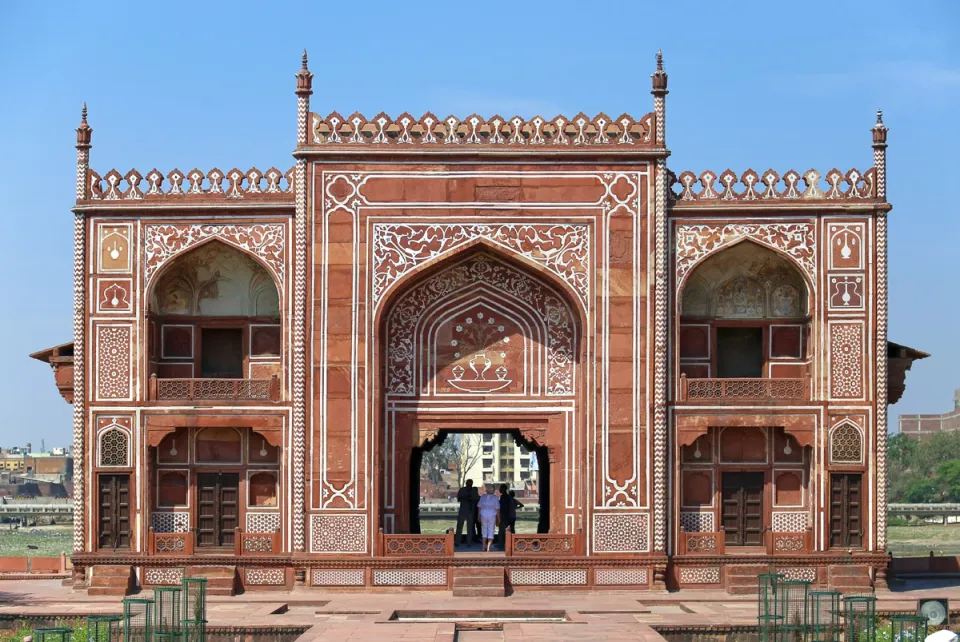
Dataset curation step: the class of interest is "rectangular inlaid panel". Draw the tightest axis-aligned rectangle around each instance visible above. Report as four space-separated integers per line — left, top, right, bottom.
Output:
510 569 587 585
372 569 446 586
94 323 133 401
828 322 864 399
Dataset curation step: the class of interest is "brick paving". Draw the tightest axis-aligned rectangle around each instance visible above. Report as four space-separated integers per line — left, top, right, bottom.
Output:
1 580 958 640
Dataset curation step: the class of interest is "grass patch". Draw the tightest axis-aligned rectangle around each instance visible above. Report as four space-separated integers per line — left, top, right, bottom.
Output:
887 524 960 557
0 525 72 557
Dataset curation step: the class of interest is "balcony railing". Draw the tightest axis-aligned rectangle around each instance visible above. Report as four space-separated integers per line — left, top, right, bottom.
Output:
235 528 282 556
505 529 582 556
767 529 813 555
148 375 280 402
678 530 725 555
378 529 454 557
147 528 194 555
677 529 813 555
679 375 809 402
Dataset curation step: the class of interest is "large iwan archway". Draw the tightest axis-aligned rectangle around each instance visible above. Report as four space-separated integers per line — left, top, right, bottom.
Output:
376 249 584 536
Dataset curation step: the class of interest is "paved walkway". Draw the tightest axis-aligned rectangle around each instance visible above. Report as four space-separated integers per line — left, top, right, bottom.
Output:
0 579 958 641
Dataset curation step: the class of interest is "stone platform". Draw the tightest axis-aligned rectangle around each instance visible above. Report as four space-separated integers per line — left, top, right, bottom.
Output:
0 579 957 641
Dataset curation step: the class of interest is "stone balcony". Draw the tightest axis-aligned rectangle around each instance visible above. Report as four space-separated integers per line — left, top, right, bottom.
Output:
678 375 810 403
147 375 281 403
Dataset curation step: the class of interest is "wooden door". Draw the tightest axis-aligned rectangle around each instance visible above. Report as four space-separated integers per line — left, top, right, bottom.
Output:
829 473 863 548
716 327 764 378
722 472 765 546
200 328 243 378
196 472 240 547
97 474 130 550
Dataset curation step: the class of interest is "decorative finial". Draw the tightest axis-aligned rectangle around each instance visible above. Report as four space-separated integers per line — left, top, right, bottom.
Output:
651 49 668 95
872 108 888 147
295 49 314 96
76 102 92 149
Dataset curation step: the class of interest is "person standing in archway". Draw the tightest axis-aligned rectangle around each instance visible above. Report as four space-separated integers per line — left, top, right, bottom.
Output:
497 483 516 550
455 479 479 546
477 484 500 552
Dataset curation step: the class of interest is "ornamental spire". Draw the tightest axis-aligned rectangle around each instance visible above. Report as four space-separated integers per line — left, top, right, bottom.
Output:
872 109 888 147
76 102 92 149
295 48 313 97
871 108 888 200
651 49 668 95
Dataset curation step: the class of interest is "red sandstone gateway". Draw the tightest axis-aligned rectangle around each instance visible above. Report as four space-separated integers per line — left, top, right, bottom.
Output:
32 51 928 595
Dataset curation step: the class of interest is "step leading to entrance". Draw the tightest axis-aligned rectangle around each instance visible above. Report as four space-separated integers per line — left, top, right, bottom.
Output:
452 567 506 598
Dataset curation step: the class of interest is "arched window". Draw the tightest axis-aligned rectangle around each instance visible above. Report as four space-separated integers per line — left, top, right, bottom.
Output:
99 428 129 467
830 422 863 464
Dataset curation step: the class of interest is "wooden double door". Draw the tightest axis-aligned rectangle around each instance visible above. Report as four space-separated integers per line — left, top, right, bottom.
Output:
829 473 863 548
721 471 764 547
196 472 239 548
98 474 131 550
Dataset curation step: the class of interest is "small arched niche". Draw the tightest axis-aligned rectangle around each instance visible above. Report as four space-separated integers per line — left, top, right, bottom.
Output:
148 241 281 382
679 241 810 380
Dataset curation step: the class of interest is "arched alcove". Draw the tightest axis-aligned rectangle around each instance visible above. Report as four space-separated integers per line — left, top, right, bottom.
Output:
146 240 282 389
679 241 810 381
375 248 583 539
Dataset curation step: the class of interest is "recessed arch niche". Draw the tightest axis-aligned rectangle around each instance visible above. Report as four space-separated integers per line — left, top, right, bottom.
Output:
678 241 811 381
377 249 584 536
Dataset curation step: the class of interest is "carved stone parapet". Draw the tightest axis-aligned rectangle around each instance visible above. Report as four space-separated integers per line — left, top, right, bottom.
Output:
671 168 879 203
81 166 294 202
311 111 656 148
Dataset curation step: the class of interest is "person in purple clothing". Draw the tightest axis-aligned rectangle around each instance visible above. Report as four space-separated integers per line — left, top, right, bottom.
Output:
477 485 500 552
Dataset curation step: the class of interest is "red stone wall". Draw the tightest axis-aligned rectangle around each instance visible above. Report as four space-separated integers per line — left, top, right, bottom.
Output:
307 164 655 556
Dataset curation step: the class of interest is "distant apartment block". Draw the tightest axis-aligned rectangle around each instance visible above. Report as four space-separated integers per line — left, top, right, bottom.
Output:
899 389 960 438
462 433 536 489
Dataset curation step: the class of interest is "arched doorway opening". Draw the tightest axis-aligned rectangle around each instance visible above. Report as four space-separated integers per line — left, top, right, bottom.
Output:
409 429 548 541
376 248 582 539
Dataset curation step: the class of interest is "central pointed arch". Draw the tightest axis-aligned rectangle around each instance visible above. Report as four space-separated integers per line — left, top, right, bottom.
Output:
374 244 586 539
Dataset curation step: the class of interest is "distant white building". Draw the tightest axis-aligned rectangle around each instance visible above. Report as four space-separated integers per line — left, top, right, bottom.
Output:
462 433 536 489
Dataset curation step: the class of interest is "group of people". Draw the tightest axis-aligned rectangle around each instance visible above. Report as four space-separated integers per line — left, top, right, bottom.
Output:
455 480 523 552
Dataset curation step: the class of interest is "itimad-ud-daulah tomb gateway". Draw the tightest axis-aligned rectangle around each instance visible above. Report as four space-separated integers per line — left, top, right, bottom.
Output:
31 52 930 596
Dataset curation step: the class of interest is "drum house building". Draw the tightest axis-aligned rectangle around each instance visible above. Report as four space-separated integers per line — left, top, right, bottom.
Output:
32 52 929 595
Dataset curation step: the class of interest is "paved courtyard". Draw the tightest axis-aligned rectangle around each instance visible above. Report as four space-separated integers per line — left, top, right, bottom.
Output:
1 580 958 640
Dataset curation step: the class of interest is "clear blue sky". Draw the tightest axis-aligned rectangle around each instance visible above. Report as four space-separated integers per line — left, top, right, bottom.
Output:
0 2 957 447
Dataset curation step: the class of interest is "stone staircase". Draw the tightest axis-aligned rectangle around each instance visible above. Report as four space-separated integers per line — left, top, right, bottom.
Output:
185 565 238 596
828 565 873 593
87 565 135 596
453 566 506 597
726 564 767 594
